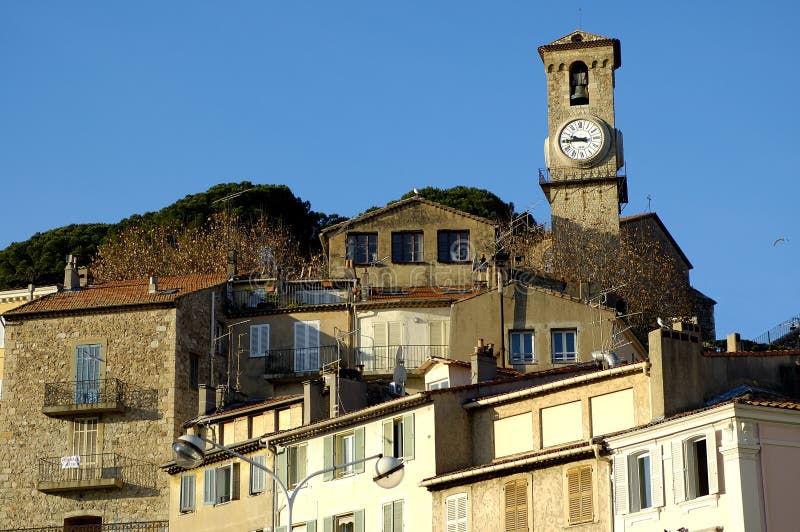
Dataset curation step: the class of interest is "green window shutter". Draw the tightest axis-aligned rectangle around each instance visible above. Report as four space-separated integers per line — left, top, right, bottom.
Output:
383 419 394 457
383 502 392 532
276 449 288 487
306 521 317 532
275 527 287 532
323 516 333 532
203 468 216 505
354 427 365 473
354 509 365 532
402 413 414 461
298 444 308 481
323 436 334 481
393 499 403 529
231 462 240 500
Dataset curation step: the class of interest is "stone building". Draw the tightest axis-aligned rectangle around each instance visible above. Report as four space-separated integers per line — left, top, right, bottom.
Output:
0 272 226 529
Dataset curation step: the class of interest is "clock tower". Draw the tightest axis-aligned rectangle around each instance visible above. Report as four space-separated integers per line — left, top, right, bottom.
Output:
538 30 627 235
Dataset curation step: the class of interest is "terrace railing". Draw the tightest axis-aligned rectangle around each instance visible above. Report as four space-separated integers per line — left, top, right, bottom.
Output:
356 345 448 373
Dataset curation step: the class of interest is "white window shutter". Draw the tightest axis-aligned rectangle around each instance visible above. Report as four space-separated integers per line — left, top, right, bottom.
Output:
671 440 686 503
374 322 387 346
383 419 394 457
706 430 719 495
613 455 629 515
388 321 402 346
650 445 664 507
203 468 216 505
403 413 415 461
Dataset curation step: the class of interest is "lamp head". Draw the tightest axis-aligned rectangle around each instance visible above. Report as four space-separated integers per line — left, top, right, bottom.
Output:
172 433 206 469
373 455 404 489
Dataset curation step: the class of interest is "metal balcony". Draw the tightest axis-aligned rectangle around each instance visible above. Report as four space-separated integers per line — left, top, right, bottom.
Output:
264 345 342 375
0 521 168 532
37 453 156 493
42 379 125 417
228 278 356 311
356 345 448 373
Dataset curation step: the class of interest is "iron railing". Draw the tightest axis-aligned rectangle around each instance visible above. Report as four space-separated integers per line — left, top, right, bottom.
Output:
228 279 356 310
356 345 448 372
38 453 157 489
0 522 168 532
264 345 341 374
752 316 800 347
43 379 125 408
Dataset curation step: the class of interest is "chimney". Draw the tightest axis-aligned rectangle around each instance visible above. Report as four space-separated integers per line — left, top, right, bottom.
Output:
63 255 80 291
27 284 34 301
198 384 216 416
471 339 497 384
303 379 327 424
360 269 370 302
78 266 91 287
727 332 742 353
227 250 238 278
148 276 158 294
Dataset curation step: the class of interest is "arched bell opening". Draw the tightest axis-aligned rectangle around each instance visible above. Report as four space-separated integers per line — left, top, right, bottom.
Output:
569 61 589 106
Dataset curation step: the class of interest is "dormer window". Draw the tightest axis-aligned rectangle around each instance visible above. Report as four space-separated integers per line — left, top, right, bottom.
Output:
569 61 589 106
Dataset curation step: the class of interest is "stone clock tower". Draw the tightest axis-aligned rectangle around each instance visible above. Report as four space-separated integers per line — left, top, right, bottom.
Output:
538 30 627 235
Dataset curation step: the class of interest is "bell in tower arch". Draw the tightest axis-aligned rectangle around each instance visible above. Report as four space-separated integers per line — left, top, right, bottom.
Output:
569 61 589 106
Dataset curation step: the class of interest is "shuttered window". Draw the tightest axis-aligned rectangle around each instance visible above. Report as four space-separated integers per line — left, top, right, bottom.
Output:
382 499 404 532
567 465 593 524
180 474 196 513
250 454 267 494
674 433 718 502
250 324 270 358
504 479 528 531
382 413 415 461
294 321 321 371
445 493 468 532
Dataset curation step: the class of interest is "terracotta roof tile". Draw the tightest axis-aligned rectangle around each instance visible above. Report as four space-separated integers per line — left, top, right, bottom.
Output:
704 350 800 357
4 273 226 318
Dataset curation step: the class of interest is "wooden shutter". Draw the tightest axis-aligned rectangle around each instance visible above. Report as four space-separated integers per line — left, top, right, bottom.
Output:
374 322 387 345
403 413 415 461
388 321 402 347
354 509 365 532
383 419 394 457
231 462 240 500
567 465 592 524
383 502 393 532
612 455 629 515
180 475 195 512
203 467 216 505
354 427 365 473
504 479 528 531
671 440 686 503
650 445 665 507
323 435 334 481
706 431 719 495
446 493 467 532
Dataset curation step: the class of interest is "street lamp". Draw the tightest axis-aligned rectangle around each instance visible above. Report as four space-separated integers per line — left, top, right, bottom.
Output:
172 433 404 529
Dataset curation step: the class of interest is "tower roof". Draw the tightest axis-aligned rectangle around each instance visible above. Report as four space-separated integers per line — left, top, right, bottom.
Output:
538 30 621 67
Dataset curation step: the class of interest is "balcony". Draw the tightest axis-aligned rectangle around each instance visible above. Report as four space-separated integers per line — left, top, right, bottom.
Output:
228 278 356 311
43 379 125 417
357 345 448 373
37 453 156 493
264 345 341 375
0 522 168 532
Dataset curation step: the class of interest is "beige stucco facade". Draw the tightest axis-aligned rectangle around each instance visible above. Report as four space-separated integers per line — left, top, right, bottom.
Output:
321 197 496 288
0 281 224 528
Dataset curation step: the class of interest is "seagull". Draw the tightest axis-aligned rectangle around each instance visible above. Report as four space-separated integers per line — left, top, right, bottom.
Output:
773 237 788 246
413 188 419 195
657 317 669 329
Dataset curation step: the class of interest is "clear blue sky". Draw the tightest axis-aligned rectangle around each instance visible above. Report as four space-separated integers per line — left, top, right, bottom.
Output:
1 1 798 340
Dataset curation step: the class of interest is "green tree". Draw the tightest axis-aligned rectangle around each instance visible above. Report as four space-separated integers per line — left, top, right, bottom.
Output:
399 186 514 222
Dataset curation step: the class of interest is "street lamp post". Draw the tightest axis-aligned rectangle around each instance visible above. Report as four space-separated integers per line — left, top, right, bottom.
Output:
172 433 404 530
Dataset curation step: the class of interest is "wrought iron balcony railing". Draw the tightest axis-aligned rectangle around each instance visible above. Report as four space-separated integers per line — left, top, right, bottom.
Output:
264 345 341 375
0 522 168 532
43 379 125 416
357 345 448 372
229 278 356 311
37 453 156 493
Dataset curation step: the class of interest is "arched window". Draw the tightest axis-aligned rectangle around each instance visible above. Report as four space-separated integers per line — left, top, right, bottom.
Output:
569 61 589 106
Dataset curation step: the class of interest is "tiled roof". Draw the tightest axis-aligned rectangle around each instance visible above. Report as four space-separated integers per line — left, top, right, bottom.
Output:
184 393 304 427
736 396 800 411
4 273 226 318
414 356 523 377
704 350 800 357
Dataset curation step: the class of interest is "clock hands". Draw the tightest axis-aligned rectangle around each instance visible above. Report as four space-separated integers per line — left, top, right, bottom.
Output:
562 135 590 144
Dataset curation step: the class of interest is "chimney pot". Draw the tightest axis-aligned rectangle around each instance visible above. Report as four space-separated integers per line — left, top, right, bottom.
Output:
148 276 158 294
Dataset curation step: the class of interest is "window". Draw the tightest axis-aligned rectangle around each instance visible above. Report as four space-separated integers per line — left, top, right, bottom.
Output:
382 413 415 460
392 232 423 263
427 378 449 390
504 479 528 531
294 321 320 371
180 474 196 513
321 510 365 532
438 231 470 262
288 444 307 488
204 462 239 505
509 331 535 364
250 454 267 495
75 344 102 404
189 353 199 389
382 499 404 532
672 434 718 503
614 448 664 515
277 407 292 431
250 324 270 358
71 417 99 480
445 492 468 532
551 329 577 363
633 454 652 510
346 233 377 264
323 428 365 480
566 465 593 525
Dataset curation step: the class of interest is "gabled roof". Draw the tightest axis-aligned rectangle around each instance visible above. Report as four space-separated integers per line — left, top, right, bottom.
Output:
3 273 226 319
319 196 496 238
183 394 304 428
414 356 523 377
537 30 621 66
620 212 693 269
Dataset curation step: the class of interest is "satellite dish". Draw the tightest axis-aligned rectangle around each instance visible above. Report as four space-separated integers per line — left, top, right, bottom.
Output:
392 347 407 395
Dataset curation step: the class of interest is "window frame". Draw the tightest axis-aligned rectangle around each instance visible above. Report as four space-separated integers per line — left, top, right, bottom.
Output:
323 428 365 480
427 378 450 391
382 413 415 461
630 451 652 512
203 461 238 505
250 323 270 358
287 443 307 489
391 231 424 263
509 330 535 364
250 454 267 495
551 329 577 363
381 499 404 532
180 474 196 513
437 230 471 263
346 232 378 265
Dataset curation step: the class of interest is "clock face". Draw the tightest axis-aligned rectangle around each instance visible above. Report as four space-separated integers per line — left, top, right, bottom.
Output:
558 119 605 161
